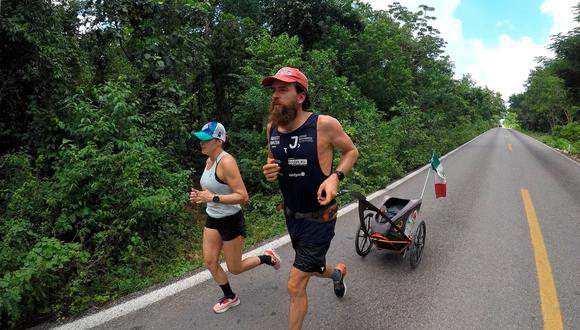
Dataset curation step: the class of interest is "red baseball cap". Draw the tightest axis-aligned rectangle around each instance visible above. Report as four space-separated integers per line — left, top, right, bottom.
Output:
261 67 309 92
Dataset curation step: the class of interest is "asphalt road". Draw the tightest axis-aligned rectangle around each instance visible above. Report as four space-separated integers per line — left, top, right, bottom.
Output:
57 128 580 330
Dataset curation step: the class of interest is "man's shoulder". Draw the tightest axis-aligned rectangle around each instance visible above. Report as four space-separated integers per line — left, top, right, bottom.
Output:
316 114 341 130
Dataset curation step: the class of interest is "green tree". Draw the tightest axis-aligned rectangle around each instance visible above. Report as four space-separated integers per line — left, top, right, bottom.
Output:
0 0 86 157
549 3 580 106
342 14 413 114
262 0 365 49
525 67 572 131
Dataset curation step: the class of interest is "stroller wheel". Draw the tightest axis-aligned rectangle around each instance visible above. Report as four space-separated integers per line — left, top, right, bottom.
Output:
355 213 373 256
409 220 426 269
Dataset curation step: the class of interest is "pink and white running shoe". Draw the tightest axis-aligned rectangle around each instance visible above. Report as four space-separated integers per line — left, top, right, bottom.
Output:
263 249 282 270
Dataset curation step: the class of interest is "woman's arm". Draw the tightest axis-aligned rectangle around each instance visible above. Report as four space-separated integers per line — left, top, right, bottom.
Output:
191 154 249 205
215 155 249 204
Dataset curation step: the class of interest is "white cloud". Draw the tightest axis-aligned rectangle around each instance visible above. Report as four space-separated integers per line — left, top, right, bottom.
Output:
541 0 577 36
466 35 549 97
364 0 577 100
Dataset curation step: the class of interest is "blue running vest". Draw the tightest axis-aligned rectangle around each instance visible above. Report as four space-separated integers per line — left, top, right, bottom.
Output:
269 114 333 213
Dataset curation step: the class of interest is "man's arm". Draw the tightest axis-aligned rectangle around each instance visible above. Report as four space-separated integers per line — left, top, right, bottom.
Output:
317 115 359 205
328 118 358 176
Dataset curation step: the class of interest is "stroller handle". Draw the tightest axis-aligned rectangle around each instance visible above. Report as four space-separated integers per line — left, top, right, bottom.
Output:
337 189 367 202
336 189 365 201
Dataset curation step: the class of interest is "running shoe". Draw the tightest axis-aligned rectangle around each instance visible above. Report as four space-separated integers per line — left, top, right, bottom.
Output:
333 263 347 298
212 296 240 314
263 249 282 270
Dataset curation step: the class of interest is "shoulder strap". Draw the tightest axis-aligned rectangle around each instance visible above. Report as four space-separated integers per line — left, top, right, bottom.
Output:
213 151 228 184
215 151 227 166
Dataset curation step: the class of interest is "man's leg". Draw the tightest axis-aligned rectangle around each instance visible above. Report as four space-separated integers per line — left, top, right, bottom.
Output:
312 264 334 278
312 263 347 298
287 266 311 330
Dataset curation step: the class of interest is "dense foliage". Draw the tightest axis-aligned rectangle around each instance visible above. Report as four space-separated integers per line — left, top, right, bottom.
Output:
507 3 579 154
0 1 503 327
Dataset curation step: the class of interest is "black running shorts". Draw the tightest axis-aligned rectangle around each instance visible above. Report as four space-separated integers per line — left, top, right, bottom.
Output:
205 211 247 241
292 239 332 274
285 214 336 274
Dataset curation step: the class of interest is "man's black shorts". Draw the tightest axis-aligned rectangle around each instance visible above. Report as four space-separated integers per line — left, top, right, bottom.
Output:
292 239 332 273
205 211 247 241
286 214 336 274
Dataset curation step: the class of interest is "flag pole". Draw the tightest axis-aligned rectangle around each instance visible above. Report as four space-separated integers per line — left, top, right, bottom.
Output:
420 165 430 200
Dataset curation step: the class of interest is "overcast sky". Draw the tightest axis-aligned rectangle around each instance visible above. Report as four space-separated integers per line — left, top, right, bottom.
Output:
364 0 578 101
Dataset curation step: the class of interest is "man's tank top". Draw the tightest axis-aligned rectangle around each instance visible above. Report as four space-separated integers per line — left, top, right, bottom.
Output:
269 113 333 213
200 151 242 218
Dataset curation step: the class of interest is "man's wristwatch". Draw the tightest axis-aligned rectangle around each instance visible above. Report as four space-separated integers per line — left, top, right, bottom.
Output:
212 195 220 203
334 170 345 182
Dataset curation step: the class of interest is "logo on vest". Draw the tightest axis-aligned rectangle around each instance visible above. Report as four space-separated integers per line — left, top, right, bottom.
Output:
289 136 300 149
288 158 307 166
270 135 280 146
288 172 306 177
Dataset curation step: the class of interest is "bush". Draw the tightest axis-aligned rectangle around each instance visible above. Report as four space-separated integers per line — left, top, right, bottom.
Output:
0 82 194 327
0 238 89 327
552 122 580 142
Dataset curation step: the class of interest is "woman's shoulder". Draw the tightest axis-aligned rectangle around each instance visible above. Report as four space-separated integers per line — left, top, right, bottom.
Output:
218 152 238 168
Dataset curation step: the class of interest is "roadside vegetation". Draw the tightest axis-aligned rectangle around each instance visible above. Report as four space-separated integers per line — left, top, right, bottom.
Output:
506 4 580 157
1 1 506 328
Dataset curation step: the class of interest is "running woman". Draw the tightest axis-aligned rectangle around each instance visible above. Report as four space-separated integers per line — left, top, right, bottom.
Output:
190 121 282 313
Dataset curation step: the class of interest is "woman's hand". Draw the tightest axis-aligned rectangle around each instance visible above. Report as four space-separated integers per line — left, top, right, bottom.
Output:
190 188 214 204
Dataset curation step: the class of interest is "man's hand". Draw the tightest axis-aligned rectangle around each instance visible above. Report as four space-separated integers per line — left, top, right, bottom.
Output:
317 174 339 205
262 157 280 182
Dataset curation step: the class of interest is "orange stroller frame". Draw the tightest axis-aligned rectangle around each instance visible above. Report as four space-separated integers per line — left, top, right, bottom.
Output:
350 191 425 268
347 165 433 268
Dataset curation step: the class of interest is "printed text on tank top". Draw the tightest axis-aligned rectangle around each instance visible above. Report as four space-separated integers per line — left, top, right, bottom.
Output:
269 114 335 213
270 114 332 176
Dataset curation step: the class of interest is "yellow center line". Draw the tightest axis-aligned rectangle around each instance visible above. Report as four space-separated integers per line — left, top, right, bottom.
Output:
508 143 512 151
520 189 563 330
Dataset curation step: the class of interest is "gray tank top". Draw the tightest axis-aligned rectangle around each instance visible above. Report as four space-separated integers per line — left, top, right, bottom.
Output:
200 151 242 218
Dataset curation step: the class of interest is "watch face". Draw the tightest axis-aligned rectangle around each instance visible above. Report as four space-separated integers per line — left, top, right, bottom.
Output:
212 195 220 202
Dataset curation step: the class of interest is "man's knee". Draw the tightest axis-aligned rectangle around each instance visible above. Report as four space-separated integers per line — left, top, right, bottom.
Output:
287 274 308 297
287 282 305 298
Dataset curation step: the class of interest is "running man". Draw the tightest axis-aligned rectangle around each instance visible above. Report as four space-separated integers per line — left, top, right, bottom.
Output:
261 68 359 330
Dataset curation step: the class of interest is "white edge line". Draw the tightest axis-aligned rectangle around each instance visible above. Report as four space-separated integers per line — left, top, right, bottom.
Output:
52 129 489 329
510 128 580 168
53 237 293 330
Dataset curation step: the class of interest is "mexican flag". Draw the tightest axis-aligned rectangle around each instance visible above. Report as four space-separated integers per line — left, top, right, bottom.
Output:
431 151 447 198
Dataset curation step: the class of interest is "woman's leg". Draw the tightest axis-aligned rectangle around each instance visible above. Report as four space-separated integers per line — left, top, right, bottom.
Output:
203 227 228 285
222 235 261 275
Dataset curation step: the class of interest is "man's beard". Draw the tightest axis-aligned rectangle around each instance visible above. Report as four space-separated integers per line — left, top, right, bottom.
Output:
269 101 298 127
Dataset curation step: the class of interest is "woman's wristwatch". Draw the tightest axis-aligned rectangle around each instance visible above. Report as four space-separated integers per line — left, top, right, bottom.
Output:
212 195 220 202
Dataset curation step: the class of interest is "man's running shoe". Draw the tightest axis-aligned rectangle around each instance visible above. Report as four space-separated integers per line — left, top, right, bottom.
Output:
213 295 240 314
333 263 347 298
264 249 282 270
